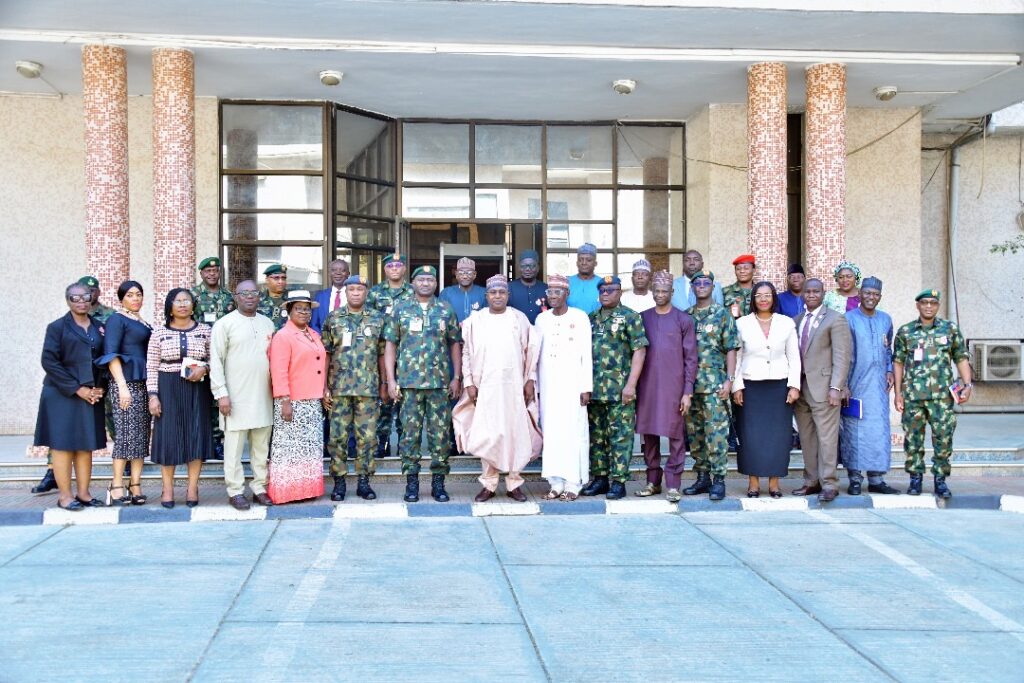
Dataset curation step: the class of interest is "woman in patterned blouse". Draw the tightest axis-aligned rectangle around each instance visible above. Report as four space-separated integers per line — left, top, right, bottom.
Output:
147 288 213 508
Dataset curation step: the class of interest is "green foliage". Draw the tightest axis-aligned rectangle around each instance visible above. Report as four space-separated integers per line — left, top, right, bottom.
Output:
990 234 1024 254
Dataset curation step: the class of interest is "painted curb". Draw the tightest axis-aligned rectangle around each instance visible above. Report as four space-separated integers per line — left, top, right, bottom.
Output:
1000 494 1024 513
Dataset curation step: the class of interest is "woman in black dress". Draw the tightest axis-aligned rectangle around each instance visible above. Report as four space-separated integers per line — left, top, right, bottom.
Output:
147 288 213 509
98 280 152 506
33 282 107 511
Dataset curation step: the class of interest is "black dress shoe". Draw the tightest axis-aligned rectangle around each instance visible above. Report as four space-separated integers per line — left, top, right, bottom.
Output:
161 500 175 509
31 468 58 495
709 475 726 501
252 492 273 506
186 499 199 508
507 487 527 502
580 476 609 496
404 474 419 503
867 482 900 495
356 475 376 500
331 476 347 502
818 488 838 502
431 474 449 502
934 475 952 499
228 495 250 511
75 496 104 507
847 481 862 496
907 474 923 496
683 472 712 496
56 498 85 512
605 481 626 500
474 487 495 503
792 484 822 496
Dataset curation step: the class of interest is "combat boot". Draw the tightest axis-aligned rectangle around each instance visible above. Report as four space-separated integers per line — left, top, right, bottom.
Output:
403 474 419 502
580 476 609 496
330 476 347 502
709 475 726 501
605 480 626 500
683 472 712 496
431 474 450 502
907 474 923 496
31 468 57 495
356 475 376 500
933 475 952 499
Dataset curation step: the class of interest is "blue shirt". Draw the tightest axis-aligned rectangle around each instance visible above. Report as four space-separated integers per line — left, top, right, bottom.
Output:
567 274 601 314
508 279 547 324
438 284 487 324
670 276 723 312
777 291 805 319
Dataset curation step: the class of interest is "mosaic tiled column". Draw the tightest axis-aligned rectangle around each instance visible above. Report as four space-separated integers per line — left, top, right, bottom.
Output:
152 48 196 313
642 157 669 273
804 62 847 283
746 62 788 287
83 45 130 305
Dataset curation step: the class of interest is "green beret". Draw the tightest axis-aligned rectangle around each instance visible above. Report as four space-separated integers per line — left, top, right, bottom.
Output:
263 264 287 276
198 256 221 270
411 265 437 279
77 275 99 288
915 289 941 302
382 253 407 267
689 269 715 283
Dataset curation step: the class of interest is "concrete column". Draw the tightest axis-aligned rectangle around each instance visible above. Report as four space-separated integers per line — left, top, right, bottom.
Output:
642 157 669 273
152 48 196 313
746 62 788 287
82 45 130 304
804 62 847 283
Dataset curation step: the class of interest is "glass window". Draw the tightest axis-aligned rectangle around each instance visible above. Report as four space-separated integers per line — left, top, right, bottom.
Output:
545 189 613 221
336 111 393 180
616 190 684 249
336 221 393 248
224 244 323 289
616 126 684 186
222 175 322 210
221 104 323 171
474 188 542 219
402 123 470 183
546 224 613 250
221 213 323 241
336 179 394 219
616 253 684 281
475 125 542 184
546 125 613 185
402 187 470 219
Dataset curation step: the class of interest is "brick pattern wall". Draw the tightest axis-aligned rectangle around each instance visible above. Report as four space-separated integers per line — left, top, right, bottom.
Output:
746 62 788 288
804 62 847 284
83 45 130 305
152 48 196 317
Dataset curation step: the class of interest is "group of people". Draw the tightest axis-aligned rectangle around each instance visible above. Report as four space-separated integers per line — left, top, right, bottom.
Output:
32 243 973 511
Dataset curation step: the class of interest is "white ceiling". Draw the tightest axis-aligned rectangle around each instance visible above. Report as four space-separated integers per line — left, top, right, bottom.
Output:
1 1 1022 129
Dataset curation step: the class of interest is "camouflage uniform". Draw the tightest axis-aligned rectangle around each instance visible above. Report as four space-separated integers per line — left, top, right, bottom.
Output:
893 317 969 476
90 306 117 442
686 304 740 477
366 282 414 453
257 290 288 331
383 296 462 476
191 282 235 324
322 306 386 477
588 305 649 482
721 282 753 319
90 304 116 327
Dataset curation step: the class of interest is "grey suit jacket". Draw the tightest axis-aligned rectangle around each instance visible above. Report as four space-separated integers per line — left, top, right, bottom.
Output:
793 307 852 403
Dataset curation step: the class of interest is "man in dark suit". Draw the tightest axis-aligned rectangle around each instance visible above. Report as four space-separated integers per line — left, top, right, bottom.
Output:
792 278 852 502
311 259 350 332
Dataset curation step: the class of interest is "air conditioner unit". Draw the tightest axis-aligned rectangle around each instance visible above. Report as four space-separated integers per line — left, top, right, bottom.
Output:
974 341 1024 382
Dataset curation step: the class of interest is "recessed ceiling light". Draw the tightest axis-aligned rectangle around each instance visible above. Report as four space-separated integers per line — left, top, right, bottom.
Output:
612 79 636 95
873 85 898 101
15 60 43 79
319 70 343 86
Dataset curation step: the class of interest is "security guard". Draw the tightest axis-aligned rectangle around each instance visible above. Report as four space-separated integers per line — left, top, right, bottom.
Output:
321 275 385 502
721 254 756 319
685 270 740 501
78 275 116 326
257 263 289 331
580 275 648 500
383 265 463 503
192 256 235 324
893 289 972 498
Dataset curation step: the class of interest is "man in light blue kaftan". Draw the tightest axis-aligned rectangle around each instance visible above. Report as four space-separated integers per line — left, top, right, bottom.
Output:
839 277 900 495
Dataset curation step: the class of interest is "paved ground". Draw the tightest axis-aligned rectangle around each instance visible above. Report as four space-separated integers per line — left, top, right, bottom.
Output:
2 509 1023 682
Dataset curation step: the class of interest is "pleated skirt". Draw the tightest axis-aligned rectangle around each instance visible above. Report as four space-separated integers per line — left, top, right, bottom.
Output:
735 379 793 477
150 372 212 466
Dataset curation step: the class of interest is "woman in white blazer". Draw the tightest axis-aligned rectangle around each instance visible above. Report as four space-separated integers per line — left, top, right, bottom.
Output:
731 281 801 497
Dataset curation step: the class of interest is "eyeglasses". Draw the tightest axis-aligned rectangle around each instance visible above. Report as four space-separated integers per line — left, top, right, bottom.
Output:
456 269 475 275
67 294 90 303
598 287 621 295
544 288 565 296
235 289 260 298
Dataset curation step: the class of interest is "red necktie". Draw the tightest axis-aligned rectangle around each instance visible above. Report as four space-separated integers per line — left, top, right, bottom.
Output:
333 289 341 311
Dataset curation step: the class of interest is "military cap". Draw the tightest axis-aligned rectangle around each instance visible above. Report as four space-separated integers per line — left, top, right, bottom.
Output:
77 275 100 288
519 249 540 262
343 275 368 287
689 269 715 283
915 288 941 301
263 263 287 276
411 265 437 279
382 253 407 267
598 275 622 288
577 243 598 256
198 256 221 270
732 254 756 266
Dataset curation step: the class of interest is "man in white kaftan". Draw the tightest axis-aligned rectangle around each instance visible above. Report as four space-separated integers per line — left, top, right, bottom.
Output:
534 274 594 499
209 280 276 510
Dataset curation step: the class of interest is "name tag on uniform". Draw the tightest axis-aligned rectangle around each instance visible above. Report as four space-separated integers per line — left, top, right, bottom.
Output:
937 336 948 345
385 305 393 315
342 331 353 348
204 312 217 323
913 348 924 362
410 318 423 333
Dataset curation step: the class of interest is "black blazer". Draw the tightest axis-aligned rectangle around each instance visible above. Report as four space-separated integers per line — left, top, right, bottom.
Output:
41 313 105 397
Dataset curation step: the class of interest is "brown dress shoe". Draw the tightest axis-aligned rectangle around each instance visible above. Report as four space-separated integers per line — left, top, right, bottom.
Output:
792 484 823 496
506 487 527 502
228 495 250 511
474 488 496 503
252 492 273 506
818 487 838 502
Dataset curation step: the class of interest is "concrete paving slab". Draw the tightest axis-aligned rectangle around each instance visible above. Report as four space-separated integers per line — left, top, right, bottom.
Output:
485 514 737 567
0 526 60 564
227 518 522 625
194 621 547 682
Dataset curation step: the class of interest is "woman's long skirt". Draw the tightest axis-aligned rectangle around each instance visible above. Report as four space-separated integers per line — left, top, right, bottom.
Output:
150 372 212 466
736 379 793 477
267 398 325 504
110 381 150 460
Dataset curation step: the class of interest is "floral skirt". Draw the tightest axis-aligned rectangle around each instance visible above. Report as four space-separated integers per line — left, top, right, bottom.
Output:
267 398 325 504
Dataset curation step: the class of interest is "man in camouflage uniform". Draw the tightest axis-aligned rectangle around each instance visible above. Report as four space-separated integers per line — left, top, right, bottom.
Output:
192 256 235 459
80 275 116 327
893 289 973 498
383 265 463 503
721 254 755 456
580 275 649 500
322 275 385 502
684 269 740 501
257 263 289 331
366 253 414 459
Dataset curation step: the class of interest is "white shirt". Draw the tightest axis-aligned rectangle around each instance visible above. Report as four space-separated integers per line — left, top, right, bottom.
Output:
620 289 655 313
329 286 344 312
